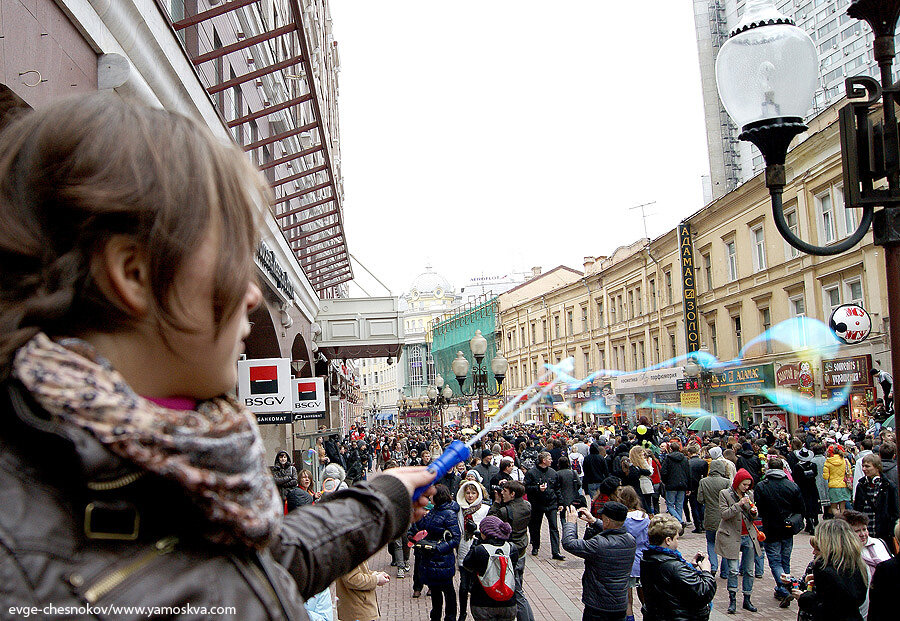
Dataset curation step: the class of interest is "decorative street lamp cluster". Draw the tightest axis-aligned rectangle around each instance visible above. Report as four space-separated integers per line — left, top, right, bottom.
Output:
450 329 508 428
426 374 454 441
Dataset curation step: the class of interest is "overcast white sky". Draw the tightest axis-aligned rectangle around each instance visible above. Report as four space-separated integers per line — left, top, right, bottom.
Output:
330 1 710 297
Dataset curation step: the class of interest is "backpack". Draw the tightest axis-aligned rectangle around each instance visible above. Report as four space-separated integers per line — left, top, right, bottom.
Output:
477 542 516 601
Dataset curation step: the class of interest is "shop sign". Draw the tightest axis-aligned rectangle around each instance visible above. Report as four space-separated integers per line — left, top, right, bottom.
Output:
255 412 291 425
655 391 682 402
680 392 701 408
678 223 700 353
292 377 326 419
237 357 292 413
776 364 800 387
822 354 873 389
709 364 774 393
613 367 684 394
256 242 295 300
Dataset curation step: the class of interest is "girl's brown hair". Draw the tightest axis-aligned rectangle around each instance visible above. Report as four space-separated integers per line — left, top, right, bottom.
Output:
0 94 268 378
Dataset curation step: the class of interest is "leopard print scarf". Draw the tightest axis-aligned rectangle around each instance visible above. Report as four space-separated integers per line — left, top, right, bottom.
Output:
12 333 282 549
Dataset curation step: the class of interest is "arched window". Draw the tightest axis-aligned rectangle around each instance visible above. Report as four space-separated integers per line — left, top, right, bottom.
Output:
409 346 424 386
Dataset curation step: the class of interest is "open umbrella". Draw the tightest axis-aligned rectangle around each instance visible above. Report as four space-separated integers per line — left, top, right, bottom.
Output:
883 414 895 429
688 415 737 432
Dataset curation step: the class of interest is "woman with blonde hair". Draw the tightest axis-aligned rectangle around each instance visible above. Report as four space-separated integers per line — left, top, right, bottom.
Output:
629 445 655 513
822 444 852 516
794 519 867 621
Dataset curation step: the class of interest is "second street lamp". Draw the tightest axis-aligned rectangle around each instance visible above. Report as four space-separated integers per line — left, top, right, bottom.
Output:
451 329 508 428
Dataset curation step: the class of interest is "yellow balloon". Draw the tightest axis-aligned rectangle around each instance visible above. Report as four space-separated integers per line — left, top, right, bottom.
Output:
637 425 647 435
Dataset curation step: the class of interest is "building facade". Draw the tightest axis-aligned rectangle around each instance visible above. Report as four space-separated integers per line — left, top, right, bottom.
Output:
500 100 888 430
694 0 900 200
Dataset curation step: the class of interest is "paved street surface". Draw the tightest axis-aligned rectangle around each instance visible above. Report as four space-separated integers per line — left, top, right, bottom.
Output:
357 492 812 620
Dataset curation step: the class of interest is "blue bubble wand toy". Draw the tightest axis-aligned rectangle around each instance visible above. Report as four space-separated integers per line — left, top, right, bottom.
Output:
412 358 575 501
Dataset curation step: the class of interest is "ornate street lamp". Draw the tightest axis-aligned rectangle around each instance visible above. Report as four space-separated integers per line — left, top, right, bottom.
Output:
451 330 508 428
426 375 454 442
715 0 900 535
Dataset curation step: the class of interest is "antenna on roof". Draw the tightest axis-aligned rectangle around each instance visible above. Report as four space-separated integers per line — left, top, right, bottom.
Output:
629 201 657 240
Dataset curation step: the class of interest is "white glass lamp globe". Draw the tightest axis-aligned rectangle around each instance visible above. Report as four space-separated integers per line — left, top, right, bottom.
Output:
715 0 818 129
491 352 509 378
470 330 488 358
442 385 453 400
451 351 470 380
427 385 438 400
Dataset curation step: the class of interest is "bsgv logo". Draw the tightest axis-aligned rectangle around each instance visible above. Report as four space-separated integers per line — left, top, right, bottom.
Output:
294 379 323 410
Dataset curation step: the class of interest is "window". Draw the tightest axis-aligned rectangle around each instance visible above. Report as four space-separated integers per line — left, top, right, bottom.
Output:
542 319 547 342
702 253 713 291
653 337 660 364
610 298 617 325
818 190 836 243
598 348 605 369
628 291 635 319
639 341 646 368
554 315 560 339
669 332 677 358
838 186 857 234
751 225 766 271
636 287 642 315
709 323 718 357
583 351 590 373
760 308 772 354
617 295 624 321
823 285 841 314
409 346 424 386
665 271 673 304
581 306 588 332
726 241 737 281
596 300 605 328
733 316 743 353
530 323 536 344
649 279 657 311
790 294 806 317
632 343 638 369
784 208 801 258
566 310 574 335
844 278 863 306
507 331 514 351
520 326 526 347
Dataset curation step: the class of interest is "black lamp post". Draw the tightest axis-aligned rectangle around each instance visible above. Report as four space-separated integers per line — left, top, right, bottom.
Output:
715 0 900 543
450 330 508 429
427 375 454 443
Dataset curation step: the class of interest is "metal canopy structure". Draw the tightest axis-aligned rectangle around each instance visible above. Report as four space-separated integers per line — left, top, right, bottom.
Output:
161 0 353 296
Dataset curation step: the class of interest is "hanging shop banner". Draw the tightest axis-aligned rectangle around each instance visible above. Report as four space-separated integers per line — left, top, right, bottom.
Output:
708 363 774 393
237 357 292 413
678 223 700 353
292 377 326 420
613 367 684 394
680 391 701 408
776 363 800 387
822 354 873 389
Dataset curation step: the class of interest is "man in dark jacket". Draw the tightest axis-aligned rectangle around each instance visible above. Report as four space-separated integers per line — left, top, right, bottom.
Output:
660 442 691 523
754 457 804 604
736 442 762 483
523 452 564 560
786 440 821 533
562 501 636 621
641 513 716 621
686 445 708 533
474 449 500 488
488 480 535 621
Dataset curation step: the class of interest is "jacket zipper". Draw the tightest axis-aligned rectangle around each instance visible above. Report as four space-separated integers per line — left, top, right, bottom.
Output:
86 471 144 491
82 536 178 603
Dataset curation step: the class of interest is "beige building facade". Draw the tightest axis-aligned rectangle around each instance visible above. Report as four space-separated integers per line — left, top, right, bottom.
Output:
499 101 889 430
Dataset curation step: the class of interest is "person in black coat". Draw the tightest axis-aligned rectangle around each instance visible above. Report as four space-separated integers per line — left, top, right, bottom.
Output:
735 442 762 483
582 443 609 497
785 441 820 533
868 519 900 621
660 442 691 523
555 456 583 525
640 513 717 621
754 458 805 602
410 484 462 621
523 452 564 560
853 453 900 543
461 515 519 621
686 445 709 534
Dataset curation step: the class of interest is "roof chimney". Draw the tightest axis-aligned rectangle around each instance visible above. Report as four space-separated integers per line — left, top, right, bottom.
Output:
531 266 542 279
583 256 595 271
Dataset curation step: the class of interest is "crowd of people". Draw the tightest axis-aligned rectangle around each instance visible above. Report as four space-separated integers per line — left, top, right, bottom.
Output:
273 414 899 621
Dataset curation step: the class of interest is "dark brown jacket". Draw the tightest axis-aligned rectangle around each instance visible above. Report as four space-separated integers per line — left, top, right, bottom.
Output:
0 383 410 620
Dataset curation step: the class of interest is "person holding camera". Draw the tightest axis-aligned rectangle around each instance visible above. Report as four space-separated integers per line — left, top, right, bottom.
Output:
562 501 636 621
640 514 717 621
524 452 564 560
557 455 584 525
409 484 462 621
488 480 535 621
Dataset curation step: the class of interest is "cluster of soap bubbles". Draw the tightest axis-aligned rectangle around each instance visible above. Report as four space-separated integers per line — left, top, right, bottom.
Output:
514 317 853 422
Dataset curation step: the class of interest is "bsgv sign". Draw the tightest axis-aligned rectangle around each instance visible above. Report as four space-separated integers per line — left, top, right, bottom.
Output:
292 377 326 419
237 358 292 413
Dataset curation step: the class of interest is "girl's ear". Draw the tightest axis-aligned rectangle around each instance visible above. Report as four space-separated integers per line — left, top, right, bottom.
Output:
91 235 152 318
